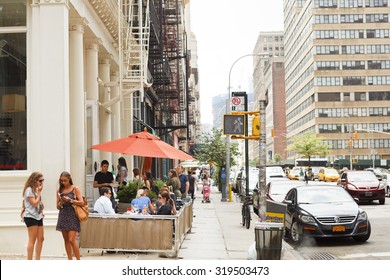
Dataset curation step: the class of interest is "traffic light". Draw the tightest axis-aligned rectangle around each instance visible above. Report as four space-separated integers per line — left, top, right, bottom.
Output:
252 115 260 136
271 129 275 137
349 139 353 147
353 131 358 140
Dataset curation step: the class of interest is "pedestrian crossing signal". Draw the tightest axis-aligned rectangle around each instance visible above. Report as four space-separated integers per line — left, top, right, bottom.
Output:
353 131 358 140
223 114 246 135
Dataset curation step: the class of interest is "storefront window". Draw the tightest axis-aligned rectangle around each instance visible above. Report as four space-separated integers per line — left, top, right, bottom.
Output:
0 1 26 170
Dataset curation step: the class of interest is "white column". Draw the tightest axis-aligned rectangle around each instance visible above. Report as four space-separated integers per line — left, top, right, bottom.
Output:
98 56 112 163
69 19 86 191
85 39 101 174
35 1 70 191
28 0 70 256
85 39 101 101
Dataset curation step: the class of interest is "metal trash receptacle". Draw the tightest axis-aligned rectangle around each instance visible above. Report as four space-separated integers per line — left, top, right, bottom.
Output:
254 222 284 260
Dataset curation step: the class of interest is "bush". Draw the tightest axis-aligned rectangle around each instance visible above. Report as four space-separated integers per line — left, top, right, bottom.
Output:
116 179 166 203
116 181 139 203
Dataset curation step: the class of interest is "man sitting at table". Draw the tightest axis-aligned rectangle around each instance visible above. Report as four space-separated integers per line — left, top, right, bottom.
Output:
93 187 115 215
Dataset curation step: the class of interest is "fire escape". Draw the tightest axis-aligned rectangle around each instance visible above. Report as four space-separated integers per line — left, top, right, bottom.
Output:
152 0 188 139
118 0 151 135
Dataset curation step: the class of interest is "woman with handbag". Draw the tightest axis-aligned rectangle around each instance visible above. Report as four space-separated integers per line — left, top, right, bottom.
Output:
22 171 45 260
56 171 83 260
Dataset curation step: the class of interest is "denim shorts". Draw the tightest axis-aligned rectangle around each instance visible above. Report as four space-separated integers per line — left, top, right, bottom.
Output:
24 217 43 227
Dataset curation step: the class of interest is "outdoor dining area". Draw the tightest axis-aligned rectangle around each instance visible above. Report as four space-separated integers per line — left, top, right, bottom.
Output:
82 128 195 256
79 201 193 256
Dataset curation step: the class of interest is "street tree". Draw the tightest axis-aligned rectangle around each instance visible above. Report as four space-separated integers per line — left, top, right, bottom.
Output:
288 132 329 167
194 127 240 168
274 153 282 164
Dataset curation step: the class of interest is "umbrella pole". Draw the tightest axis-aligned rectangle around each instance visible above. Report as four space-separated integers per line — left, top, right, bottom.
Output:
139 156 144 189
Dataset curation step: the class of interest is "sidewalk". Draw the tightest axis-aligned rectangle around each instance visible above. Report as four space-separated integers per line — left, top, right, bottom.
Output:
1 187 301 260
178 187 301 260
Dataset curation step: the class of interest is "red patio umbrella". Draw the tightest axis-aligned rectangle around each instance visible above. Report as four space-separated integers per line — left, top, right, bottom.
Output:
90 128 194 160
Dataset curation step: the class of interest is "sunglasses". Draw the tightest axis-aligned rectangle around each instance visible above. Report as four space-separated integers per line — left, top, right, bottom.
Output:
38 179 44 183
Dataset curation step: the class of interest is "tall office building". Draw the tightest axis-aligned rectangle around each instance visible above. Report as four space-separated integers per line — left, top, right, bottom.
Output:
252 31 286 163
284 0 390 167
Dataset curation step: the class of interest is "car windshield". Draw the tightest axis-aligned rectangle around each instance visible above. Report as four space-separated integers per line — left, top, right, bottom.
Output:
326 169 338 175
266 167 285 177
348 172 377 182
270 182 303 195
297 187 353 204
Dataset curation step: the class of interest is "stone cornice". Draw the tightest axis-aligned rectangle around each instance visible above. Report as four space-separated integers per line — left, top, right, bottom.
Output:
32 0 70 7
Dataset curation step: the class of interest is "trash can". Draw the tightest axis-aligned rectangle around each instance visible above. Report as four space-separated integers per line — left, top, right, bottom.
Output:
254 222 284 260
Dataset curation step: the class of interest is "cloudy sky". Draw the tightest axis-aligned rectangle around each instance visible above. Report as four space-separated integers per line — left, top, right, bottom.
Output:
189 0 284 125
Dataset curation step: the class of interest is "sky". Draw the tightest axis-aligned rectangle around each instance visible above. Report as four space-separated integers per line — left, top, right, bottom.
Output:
189 0 284 125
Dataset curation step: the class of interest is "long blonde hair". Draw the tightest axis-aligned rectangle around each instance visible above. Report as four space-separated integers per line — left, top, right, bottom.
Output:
22 172 43 197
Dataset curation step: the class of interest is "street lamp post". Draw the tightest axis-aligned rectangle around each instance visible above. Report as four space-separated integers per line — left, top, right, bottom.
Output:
224 53 269 202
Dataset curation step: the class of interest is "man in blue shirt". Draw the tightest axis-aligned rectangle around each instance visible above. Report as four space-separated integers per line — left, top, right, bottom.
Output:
176 165 189 199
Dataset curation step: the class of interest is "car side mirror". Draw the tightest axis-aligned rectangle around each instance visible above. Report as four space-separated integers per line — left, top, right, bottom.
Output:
341 178 346 182
282 199 293 205
353 197 359 204
378 177 383 181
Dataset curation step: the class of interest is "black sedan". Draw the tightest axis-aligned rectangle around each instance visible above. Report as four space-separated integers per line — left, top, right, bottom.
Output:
283 185 371 244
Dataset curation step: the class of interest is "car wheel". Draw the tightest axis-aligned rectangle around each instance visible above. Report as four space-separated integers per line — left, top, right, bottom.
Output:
290 221 302 244
379 198 385 205
353 221 371 243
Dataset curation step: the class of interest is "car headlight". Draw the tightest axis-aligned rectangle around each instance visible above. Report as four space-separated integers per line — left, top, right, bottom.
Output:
357 211 368 221
299 213 315 223
347 184 358 190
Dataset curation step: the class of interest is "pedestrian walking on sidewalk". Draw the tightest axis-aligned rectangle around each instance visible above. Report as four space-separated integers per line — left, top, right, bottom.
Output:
22 172 45 260
56 171 83 260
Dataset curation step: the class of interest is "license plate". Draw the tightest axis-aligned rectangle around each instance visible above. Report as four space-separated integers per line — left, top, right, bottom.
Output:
365 192 372 197
332 225 345 232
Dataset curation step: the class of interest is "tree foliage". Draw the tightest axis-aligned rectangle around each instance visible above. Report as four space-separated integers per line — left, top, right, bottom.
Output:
194 128 240 168
288 132 330 165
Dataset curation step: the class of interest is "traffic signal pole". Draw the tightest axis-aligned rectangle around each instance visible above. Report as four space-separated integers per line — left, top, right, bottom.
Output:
244 93 249 197
258 100 267 222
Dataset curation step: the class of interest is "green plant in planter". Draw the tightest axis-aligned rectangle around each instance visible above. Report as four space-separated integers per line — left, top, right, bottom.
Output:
116 179 166 203
116 181 139 203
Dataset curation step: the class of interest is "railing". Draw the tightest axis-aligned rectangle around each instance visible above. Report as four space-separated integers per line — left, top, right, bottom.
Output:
79 201 193 256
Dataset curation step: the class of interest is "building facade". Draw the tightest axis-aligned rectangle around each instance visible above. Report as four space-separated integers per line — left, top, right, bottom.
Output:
252 31 286 163
284 0 390 166
0 0 199 257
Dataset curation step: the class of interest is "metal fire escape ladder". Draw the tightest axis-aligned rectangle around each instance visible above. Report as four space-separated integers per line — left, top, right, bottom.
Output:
110 0 150 135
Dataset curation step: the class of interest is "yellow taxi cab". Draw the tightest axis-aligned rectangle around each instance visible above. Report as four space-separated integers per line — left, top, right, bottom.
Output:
288 168 301 180
318 168 340 182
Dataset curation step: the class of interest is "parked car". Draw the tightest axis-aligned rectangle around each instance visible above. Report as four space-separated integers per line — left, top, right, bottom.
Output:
318 168 340 182
337 170 386 205
310 167 321 181
234 167 259 196
266 166 286 179
283 185 371 244
252 178 292 216
288 168 300 180
365 168 390 197
266 179 305 202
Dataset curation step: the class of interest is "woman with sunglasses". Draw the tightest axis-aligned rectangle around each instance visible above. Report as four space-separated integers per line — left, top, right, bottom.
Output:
56 171 83 260
156 191 175 215
21 172 45 260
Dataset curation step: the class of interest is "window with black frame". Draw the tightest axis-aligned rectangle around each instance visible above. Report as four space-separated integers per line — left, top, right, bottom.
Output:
0 0 27 170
